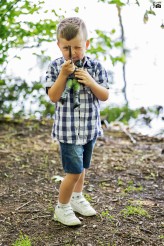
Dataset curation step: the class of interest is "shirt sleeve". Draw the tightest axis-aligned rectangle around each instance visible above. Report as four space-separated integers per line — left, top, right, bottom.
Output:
95 62 110 89
45 61 59 94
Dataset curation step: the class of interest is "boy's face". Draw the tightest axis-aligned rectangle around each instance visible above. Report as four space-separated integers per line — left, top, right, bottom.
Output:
57 31 90 63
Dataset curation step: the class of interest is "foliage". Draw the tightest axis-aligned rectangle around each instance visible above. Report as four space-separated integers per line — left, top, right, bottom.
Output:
100 105 163 133
0 0 59 69
100 105 141 124
0 0 162 117
0 76 54 117
0 0 59 117
98 0 125 6
12 233 31 246
87 29 127 65
100 0 163 28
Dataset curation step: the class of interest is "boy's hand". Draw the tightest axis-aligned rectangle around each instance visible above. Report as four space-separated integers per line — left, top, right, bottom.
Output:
61 60 75 77
75 69 95 87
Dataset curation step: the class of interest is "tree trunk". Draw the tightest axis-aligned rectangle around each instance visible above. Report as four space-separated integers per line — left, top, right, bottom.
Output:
117 5 128 105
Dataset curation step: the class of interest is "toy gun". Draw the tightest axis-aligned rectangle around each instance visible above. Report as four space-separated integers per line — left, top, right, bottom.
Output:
68 45 83 78
60 46 83 108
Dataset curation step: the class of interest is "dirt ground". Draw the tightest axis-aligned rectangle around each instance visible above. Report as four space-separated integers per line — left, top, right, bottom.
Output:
0 118 164 246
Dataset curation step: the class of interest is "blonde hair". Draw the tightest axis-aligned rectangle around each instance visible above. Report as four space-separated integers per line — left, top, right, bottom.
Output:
57 17 88 41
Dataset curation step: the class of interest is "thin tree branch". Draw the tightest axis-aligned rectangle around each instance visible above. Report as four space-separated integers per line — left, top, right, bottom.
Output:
116 5 128 105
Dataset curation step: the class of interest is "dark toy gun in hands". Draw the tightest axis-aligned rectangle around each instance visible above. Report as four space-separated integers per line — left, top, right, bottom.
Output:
60 46 83 109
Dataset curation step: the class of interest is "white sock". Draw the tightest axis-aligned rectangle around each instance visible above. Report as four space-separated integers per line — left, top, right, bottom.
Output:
58 201 70 208
72 192 82 199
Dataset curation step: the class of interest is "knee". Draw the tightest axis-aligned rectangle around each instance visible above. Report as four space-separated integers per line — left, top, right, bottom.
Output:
68 173 81 183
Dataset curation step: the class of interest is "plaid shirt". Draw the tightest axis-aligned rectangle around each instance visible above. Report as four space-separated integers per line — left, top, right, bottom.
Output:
45 56 109 145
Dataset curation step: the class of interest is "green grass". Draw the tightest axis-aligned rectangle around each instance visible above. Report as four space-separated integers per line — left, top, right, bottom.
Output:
117 177 124 186
47 202 54 213
122 180 143 193
124 184 143 193
12 233 31 246
120 205 150 218
84 193 93 202
101 210 114 221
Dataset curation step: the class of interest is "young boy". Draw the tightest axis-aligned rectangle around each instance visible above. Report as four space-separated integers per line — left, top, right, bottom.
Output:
45 17 109 226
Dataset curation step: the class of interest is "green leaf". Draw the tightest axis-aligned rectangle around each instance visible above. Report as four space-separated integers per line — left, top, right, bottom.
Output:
114 41 123 47
74 7 79 13
110 29 116 34
147 8 156 16
110 54 126 65
143 12 149 24
161 23 164 29
108 0 125 6
0 80 5 85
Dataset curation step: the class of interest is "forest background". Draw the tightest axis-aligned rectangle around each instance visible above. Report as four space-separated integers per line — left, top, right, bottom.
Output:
0 0 164 136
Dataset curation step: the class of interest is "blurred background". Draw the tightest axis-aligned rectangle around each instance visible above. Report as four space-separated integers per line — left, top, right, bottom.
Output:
0 0 164 136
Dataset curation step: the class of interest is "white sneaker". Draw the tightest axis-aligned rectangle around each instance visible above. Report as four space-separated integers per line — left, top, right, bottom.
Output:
54 204 81 226
70 195 97 216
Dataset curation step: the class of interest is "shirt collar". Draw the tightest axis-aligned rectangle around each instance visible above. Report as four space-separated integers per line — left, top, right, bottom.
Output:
83 56 93 68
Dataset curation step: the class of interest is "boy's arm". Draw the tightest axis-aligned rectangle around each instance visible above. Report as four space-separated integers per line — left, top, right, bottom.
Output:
88 79 109 101
75 69 109 101
48 60 75 103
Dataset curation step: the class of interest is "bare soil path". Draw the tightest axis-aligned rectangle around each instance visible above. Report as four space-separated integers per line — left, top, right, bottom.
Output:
0 119 164 246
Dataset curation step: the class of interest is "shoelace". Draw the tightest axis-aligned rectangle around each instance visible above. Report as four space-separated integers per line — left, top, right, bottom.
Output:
77 197 90 206
64 206 75 216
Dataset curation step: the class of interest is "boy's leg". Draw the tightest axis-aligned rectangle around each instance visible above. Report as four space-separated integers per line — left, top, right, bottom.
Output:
58 142 85 203
55 141 96 225
73 169 85 193
59 173 81 204
71 172 97 216
55 142 85 226
55 173 82 226
70 138 97 216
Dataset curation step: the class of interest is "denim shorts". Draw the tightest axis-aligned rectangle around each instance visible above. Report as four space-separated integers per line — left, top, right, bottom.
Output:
59 138 97 174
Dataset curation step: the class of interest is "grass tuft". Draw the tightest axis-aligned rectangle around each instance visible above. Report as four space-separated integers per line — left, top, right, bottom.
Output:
12 233 31 246
120 205 150 218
